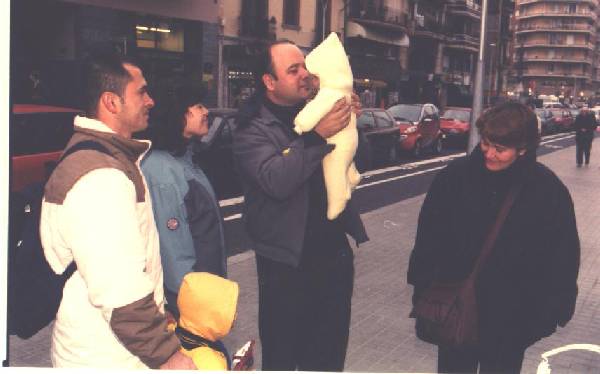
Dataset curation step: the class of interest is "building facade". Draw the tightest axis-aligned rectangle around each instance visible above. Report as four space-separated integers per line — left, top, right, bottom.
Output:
219 0 350 108
510 0 598 100
12 0 220 108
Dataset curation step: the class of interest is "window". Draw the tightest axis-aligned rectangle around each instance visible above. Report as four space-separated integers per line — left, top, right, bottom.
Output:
283 0 300 27
357 111 376 130
12 112 76 156
374 111 393 128
136 20 184 52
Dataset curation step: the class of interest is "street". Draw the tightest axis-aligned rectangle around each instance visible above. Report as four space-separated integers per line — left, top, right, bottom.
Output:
222 132 578 257
9 133 600 372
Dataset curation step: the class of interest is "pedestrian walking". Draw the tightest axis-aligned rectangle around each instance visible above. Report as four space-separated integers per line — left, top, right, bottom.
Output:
40 51 194 369
141 85 227 321
573 107 598 166
232 40 368 371
407 102 580 373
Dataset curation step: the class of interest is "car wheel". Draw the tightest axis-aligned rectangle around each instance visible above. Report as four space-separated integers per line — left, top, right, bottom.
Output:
413 139 423 158
433 136 442 155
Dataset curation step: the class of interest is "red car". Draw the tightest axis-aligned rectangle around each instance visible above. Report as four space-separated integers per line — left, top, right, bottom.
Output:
549 109 574 132
387 103 443 158
440 107 471 146
11 104 81 191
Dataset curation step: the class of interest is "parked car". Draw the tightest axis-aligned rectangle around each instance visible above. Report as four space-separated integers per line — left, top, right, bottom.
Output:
440 107 471 146
549 108 574 132
535 108 559 135
355 108 401 169
387 103 443 157
11 104 81 192
193 108 242 200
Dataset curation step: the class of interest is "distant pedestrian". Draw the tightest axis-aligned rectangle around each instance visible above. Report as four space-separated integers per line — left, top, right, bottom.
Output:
573 107 598 166
141 85 227 321
40 51 194 369
233 40 368 371
408 102 580 373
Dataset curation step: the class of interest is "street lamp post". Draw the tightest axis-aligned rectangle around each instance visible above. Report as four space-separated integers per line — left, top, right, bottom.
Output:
467 0 489 154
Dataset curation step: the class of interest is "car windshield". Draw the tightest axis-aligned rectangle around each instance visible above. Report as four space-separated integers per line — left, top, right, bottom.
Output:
387 104 421 122
442 109 470 122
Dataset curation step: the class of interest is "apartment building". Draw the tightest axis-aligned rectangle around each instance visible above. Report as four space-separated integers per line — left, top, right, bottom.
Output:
219 0 348 107
511 0 598 99
220 0 411 109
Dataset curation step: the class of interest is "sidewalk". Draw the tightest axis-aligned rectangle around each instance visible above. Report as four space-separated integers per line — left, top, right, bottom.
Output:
9 144 600 372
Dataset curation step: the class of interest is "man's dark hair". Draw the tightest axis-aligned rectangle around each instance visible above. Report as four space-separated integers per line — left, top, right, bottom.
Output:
82 51 140 118
476 102 540 151
252 39 296 95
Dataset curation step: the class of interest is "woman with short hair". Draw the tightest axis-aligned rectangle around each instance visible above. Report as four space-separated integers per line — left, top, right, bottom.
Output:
141 86 226 320
408 102 580 373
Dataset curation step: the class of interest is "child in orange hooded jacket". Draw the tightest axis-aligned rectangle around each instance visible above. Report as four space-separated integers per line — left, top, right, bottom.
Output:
175 272 239 370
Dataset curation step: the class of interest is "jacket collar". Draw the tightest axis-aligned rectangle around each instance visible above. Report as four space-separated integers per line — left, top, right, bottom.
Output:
468 143 535 181
74 116 151 163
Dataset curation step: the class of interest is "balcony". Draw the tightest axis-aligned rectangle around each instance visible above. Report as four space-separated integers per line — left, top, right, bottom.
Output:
519 0 597 8
445 33 479 52
446 0 481 19
519 11 597 21
522 71 591 79
517 42 595 50
412 15 446 40
517 55 593 64
348 1 409 33
515 23 595 33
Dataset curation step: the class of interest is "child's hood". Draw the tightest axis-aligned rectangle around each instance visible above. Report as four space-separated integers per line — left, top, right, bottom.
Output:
178 272 239 341
305 32 353 89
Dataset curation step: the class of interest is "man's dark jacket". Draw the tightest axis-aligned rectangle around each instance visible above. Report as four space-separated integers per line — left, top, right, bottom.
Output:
407 146 580 347
232 98 368 267
573 111 598 144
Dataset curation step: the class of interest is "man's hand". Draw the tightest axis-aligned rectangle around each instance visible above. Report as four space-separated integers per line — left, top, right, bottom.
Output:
160 350 196 370
351 92 362 117
314 98 351 139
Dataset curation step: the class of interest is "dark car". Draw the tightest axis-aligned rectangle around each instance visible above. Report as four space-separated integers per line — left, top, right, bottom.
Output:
387 103 443 157
355 108 401 170
192 108 242 200
535 108 559 135
440 107 471 146
11 104 81 192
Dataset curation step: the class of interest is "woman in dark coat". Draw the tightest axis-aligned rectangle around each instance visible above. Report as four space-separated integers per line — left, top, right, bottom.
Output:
407 102 580 373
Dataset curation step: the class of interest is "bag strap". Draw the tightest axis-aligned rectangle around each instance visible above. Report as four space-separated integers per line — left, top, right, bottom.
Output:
55 140 113 278
469 181 523 280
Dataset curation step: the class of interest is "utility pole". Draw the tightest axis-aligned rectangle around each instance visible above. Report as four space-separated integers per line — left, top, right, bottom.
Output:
467 0 489 154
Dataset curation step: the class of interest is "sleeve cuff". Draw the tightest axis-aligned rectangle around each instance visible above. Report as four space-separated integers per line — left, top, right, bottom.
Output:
110 293 181 368
302 131 327 148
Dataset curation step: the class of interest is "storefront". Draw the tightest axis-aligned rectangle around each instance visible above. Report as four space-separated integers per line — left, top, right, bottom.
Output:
12 0 219 109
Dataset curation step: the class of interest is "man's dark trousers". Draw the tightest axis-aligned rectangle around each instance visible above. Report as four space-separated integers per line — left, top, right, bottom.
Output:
576 140 592 165
256 242 354 371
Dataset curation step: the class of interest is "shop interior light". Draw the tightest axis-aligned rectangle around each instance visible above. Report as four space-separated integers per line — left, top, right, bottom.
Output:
136 25 171 33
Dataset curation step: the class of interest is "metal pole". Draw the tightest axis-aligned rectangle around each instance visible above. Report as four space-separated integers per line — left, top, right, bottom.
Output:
467 0 489 154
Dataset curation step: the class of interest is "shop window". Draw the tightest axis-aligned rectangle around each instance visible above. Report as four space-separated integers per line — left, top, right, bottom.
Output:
136 20 184 52
283 0 300 27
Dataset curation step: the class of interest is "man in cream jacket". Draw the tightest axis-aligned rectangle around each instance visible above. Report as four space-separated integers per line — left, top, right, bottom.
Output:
40 52 194 369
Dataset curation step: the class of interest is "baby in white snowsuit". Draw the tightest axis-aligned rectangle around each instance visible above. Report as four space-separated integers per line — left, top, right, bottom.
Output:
294 32 361 220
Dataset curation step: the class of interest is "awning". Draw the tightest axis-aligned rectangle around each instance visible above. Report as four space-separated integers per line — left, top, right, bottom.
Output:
346 21 410 47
